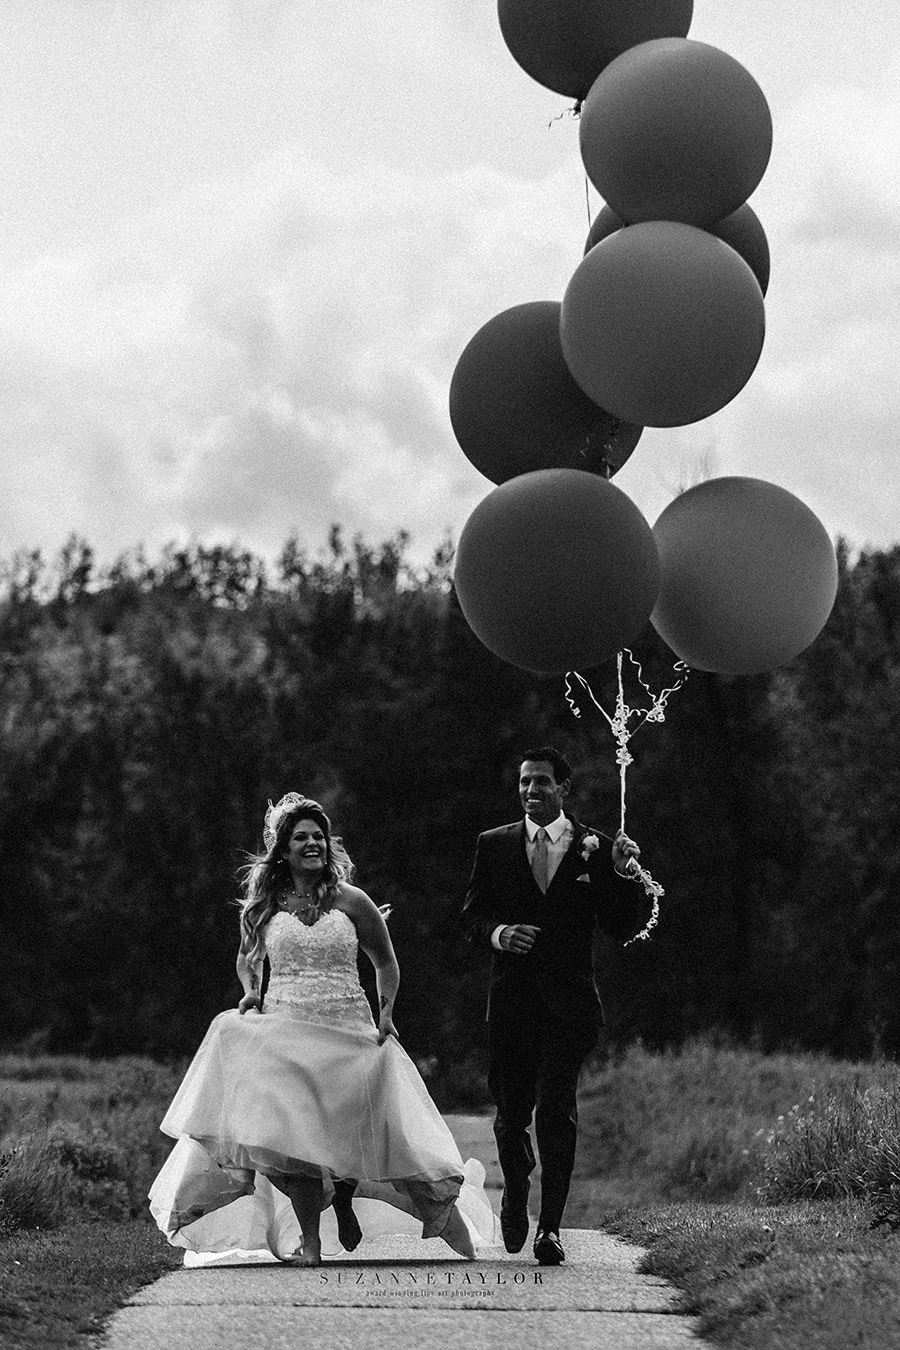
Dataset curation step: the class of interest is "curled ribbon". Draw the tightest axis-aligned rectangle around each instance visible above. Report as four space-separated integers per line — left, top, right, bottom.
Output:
565 650 689 944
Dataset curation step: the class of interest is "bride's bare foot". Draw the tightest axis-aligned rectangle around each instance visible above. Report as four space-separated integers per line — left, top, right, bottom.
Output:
441 1204 476 1260
283 1175 324 1267
334 1198 362 1252
281 1239 322 1267
333 1179 362 1252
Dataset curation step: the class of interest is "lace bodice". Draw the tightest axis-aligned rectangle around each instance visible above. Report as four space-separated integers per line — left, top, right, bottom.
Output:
262 908 373 1029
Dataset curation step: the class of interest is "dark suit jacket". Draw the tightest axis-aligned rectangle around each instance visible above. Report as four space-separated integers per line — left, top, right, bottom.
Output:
462 814 650 1028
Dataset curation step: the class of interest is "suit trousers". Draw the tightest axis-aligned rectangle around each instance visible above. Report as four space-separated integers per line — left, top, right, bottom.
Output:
487 998 599 1233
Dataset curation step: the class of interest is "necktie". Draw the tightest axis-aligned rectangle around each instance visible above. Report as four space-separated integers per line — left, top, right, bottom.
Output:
532 826 549 893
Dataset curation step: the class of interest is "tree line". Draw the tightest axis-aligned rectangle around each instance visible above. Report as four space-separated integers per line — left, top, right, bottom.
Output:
2 529 898 1076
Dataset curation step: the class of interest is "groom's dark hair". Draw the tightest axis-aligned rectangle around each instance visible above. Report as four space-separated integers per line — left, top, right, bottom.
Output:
520 746 573 784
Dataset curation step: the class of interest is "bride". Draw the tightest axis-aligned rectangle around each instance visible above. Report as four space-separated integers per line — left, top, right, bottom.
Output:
150 793 494 1265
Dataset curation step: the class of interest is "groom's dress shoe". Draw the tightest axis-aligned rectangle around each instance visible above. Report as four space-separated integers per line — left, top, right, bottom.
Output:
499 1184 530 1253
533 1229 565 1265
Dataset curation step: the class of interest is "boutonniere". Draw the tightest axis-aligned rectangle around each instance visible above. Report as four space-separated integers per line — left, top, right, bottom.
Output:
580 833 600 863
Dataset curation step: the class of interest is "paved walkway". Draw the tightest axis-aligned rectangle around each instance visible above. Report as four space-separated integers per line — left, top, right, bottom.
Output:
100 1116 710 1350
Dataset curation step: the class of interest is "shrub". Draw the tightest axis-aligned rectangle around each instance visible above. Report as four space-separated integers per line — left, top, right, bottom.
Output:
761 1077 900 1221
0 1137 72 1235
102 1058 183 1110
44 1120 127 1182
44 1121 132 1219
663 1122 759 1201
1 1053 186 1221
574 1038 900 1208
576 1038 794 1203
0 1118 140 1233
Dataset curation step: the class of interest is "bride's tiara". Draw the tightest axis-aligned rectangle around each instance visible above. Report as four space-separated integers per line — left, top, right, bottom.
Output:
263 792 329 853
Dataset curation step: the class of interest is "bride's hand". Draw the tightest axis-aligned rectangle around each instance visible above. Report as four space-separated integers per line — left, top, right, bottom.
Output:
238 993 261 1015
377 1013 399 1045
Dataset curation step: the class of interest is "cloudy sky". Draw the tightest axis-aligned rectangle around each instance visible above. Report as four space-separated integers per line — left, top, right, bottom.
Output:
1 0 898 571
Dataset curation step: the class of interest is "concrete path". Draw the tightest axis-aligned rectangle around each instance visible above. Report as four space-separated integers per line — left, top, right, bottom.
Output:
100 1116 710 1350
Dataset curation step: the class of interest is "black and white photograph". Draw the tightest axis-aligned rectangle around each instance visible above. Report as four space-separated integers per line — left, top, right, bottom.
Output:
1 3 899 1348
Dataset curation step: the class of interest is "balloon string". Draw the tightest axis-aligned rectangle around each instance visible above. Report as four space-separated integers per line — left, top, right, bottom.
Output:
616 651 628 834
565 651 689 944
548 100 582 130
585 175 592 232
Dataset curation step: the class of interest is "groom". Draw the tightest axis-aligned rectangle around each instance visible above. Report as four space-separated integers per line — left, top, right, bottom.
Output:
462 746 648 1266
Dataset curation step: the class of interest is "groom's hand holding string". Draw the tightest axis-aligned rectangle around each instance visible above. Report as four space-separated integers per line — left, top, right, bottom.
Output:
612 830 641 876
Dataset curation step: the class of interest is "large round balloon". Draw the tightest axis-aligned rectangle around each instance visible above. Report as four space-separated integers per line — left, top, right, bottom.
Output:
454 469 660 673
560 222 766 427
583 203 624 253
584 202 770 295
450 301 642 484
580 39 772 226
712 204 771 297
651 478 838 674
497 0 693 101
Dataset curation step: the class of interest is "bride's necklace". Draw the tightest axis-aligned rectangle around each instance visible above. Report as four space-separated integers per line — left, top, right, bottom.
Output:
278 883 319 916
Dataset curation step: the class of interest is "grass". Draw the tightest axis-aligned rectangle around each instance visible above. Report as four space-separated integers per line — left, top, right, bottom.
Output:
604 1202 900 1350
573 1038 900 1206
0 1055 185 1350
0 1222 180 1350
567 1039 900 1350
5 1040 900 1349
762 1079 900 1211
0 1057 185 1234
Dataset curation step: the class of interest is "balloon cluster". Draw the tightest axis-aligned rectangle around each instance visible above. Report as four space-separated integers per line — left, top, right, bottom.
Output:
451 1 837 677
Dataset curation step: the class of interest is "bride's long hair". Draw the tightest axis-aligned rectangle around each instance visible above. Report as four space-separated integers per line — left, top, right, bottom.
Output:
237 799 354 965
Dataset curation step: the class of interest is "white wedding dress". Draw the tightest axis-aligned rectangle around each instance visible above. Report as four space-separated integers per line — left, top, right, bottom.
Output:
149 907 496 1263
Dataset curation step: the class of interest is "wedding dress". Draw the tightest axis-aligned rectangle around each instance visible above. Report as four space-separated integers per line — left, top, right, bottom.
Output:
149 907 496 1263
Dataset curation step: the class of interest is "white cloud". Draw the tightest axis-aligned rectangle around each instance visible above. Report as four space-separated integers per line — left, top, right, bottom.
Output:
0 141 594 565
613 48 900 550
0 8 899 571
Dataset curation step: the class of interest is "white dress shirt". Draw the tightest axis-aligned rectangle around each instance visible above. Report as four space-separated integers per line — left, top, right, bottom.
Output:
491 812 574 950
